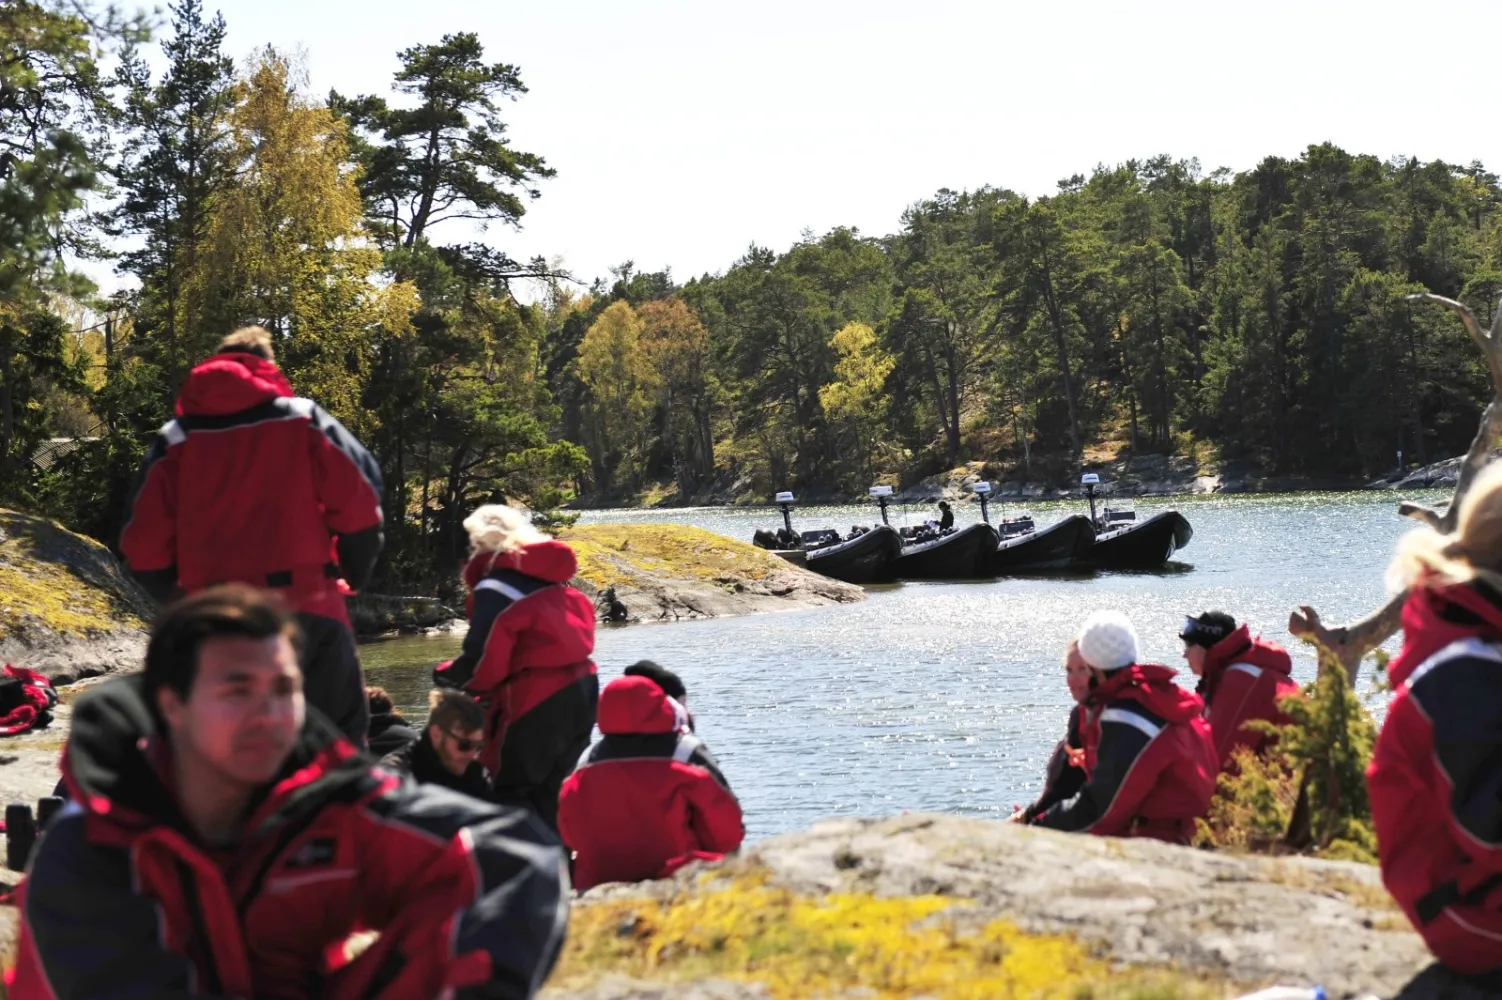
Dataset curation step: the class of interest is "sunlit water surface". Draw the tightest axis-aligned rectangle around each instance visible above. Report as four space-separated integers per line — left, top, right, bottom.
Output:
361 491 1438 841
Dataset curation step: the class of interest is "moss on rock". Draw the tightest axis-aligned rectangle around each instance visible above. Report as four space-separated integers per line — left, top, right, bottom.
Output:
551 873 1225 1000
559 524 863 622
0 507 153 683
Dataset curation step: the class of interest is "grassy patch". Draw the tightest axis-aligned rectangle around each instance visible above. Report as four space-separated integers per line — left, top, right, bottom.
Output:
561 524 786 592
555 876 1230 999
0 509 147 639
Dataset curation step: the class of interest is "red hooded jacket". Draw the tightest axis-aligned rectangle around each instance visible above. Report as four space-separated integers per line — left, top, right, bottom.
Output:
1033 664 1217 844
6 675 567 1000
1368 581 1502 977
558 676 744 891
119 354 384 624
1198 626 1300 770
435 542 597 775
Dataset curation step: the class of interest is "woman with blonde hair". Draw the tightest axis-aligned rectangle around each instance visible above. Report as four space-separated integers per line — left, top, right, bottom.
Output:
1369 461 1502 983
433 504 598 831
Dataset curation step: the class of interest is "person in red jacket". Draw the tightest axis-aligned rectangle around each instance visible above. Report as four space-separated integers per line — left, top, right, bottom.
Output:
435 504 598 831
1179 611 1300 770
558 673 743 892
1368 462 1502 984
119 327 383 744
7 584 567 1000
1030 610 1217 844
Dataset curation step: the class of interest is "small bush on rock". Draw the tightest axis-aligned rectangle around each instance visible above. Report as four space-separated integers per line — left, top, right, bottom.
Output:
1198 647 1380 863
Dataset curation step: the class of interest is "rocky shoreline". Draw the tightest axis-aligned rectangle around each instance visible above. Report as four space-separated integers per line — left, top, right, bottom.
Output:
570 450 1470 511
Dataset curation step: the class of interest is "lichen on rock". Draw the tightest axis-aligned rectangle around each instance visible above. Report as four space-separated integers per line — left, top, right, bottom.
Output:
0 507 153 684
562 524 864 622
547 814 1436 999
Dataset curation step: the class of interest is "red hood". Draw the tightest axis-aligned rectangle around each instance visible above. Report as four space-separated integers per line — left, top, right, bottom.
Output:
1199 625 1293 702
1092 663 1204 724
176 354 294 417
463 540 579 590
597 675 686 736
1389 581 1502 688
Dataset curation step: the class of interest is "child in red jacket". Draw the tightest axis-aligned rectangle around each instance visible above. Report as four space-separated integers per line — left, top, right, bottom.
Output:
435 505 598 831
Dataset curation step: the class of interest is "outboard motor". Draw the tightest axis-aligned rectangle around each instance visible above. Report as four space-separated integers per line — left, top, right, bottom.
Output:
1081 473 1101 526
970 480 992 523
869 485 893 525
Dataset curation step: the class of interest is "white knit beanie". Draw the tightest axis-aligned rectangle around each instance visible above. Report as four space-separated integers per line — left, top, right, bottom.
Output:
1077 610 1139 672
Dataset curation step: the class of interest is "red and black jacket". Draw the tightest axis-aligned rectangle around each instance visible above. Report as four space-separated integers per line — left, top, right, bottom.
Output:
1369 580 1502 978
119 353 384 625
435 542 597 776
1032 664 1217 844
1197 625 1300 770
558 676 744 892
7 676 568 1000
1022 704 1086 823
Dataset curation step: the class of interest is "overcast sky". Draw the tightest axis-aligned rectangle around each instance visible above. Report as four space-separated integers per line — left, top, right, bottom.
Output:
103 0 1502 294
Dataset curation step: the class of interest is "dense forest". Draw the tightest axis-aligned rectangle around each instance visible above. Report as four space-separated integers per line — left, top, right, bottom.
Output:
5 1 1501 594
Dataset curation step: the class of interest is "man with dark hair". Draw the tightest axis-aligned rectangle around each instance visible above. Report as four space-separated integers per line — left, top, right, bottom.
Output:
1179 610 1299 770
9 585 568 1000
381 689 492 799
120 326 384 744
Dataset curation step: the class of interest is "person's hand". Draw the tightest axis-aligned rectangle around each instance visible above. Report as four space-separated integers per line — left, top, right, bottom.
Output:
1006 804 1026 823
1065 746 1086 769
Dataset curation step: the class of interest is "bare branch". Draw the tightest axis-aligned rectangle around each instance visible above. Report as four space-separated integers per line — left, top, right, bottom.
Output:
1288 593 1405 684
1438 398 1502 533
1294 296 1502 679
1398 501 1445 529
1407 293 1502 396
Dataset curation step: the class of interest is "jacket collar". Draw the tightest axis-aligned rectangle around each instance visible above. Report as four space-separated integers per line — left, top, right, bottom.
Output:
1390 579 1502 687
63 676 372 843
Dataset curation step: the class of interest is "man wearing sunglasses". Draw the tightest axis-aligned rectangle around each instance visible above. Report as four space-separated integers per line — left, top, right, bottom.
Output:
381 688 492 800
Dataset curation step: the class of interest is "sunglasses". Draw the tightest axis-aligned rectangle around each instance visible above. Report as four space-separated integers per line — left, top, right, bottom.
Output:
445 730 481 753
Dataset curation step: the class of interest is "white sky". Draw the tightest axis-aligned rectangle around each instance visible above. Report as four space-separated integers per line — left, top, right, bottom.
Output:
96 0 1502 294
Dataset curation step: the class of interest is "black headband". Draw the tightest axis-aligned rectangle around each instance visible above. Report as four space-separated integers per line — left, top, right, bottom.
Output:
1179 615 1228 646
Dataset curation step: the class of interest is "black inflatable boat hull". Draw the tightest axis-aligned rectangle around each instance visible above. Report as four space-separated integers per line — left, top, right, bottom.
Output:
892 522 1000 580
990 514 1096 572
805 524 902 583
1085 511 1193 568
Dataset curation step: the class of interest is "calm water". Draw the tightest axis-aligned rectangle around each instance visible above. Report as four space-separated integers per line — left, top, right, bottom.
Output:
361 491 1439 842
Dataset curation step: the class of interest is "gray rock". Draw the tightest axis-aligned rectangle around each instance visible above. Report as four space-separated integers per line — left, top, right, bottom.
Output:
560 814 1435 999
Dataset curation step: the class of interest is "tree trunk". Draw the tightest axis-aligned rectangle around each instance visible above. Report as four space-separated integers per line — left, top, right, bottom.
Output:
0 338 14 484
1037 247 1083 458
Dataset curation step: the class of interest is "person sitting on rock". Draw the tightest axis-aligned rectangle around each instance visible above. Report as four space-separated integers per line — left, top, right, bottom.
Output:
1179 611 1299 771
558 673 743 891
365 684 418 758
379 689 491 800
1029 610 1217 844
623 659 692 730
119 326 383 746
9 584 567 1000
938 501 954 532
435 504 598 832
1015 640 1090 823
1368 461 1502 983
